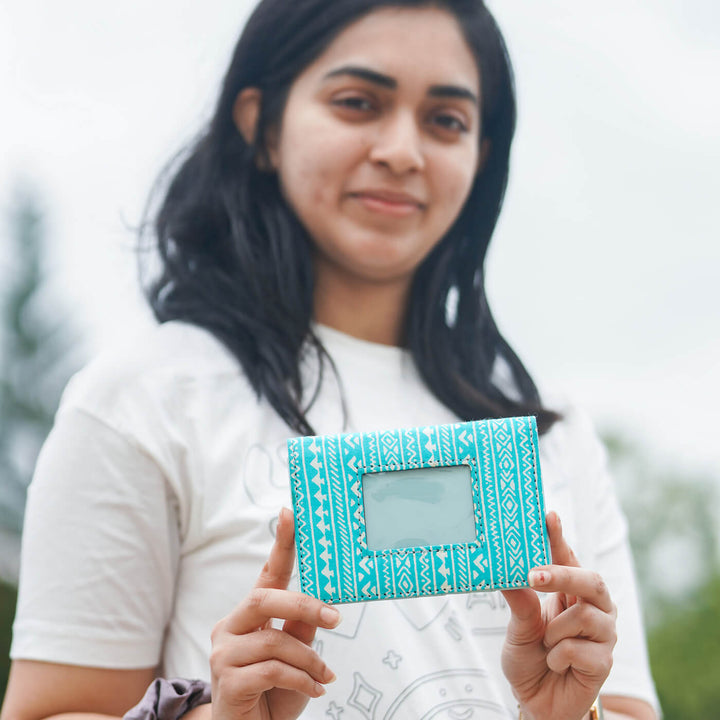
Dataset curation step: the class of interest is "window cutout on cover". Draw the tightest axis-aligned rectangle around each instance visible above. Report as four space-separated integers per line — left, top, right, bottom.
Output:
362 465 476 550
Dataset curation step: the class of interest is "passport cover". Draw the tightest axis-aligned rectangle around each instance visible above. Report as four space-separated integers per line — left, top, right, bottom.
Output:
288 415 550 604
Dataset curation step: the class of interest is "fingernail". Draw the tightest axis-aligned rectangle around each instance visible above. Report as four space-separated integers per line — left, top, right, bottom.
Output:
314 682 326 696
529 570 550 587
324 667 337 683
321 606 341 627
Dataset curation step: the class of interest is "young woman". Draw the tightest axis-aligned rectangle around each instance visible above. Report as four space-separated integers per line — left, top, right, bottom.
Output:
2 1 659 719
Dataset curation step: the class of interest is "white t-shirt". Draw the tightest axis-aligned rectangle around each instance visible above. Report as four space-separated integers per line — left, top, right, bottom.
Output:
12 321 659 718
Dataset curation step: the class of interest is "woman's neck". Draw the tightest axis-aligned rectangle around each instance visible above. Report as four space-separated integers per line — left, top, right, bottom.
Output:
313 272 409 347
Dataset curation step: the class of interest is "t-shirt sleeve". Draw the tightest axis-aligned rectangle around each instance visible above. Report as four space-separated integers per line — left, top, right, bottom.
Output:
558 405 661 714
11 406 180 669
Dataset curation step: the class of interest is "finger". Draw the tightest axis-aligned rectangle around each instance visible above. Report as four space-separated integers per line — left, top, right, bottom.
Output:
223 587 341 636
255 507 297 591
528 567 615 614
501 588 543 645
546 511 580 569
219 660 329 704
259 508 339 645
544 600 618 649
545 637 614 681
211 628 335 684
546 512 581 606
283 617 320 647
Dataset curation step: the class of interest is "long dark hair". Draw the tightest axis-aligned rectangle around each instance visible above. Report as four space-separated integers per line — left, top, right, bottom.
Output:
142 0 560 434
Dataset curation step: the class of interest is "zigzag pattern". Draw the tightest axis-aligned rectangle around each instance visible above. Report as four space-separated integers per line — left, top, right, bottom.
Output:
477 421 502 587
308 439 335 599
325 435 355 599
417 549 433 595
403 427 418 468
365 430 380 471
496 422 526 584
288 440 314 594
517 422 547 566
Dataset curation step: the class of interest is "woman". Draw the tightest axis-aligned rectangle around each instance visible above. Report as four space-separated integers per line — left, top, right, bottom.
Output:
2 1 659 718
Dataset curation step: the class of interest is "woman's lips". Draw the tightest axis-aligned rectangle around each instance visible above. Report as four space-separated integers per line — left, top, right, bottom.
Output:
350 191 425 217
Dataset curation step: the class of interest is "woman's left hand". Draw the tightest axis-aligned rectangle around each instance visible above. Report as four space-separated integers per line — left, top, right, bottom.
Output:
501 511 617 720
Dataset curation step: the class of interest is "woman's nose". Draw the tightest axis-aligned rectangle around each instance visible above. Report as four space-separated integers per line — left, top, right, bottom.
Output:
368 110 425 175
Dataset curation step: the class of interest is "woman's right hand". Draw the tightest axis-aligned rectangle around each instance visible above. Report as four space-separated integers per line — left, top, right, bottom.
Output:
209 508 340 720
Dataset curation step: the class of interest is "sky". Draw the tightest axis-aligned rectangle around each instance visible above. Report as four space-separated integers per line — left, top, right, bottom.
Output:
1 0 719 481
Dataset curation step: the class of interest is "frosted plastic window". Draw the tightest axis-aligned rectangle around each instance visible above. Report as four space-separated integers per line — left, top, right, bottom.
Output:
361 465 476 550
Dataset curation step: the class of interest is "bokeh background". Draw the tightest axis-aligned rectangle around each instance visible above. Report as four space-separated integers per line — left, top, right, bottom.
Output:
1 1 719 716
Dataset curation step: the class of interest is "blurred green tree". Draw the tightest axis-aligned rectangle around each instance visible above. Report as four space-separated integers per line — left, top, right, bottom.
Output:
0 581 17 707
0 188 83 704
648 572 720 719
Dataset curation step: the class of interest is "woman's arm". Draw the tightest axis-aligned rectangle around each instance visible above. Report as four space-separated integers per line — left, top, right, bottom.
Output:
602 695 657 720
0 661 155 720
6 406 181 720
2 510 338 720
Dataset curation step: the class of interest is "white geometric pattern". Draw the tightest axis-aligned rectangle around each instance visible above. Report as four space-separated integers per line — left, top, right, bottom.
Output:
289 416 550 604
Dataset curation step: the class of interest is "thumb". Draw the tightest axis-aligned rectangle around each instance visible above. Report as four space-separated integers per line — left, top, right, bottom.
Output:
255 507 297 591
501 587 543 645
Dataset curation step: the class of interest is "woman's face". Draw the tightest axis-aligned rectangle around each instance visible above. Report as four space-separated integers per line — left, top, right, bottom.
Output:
268 6 481 296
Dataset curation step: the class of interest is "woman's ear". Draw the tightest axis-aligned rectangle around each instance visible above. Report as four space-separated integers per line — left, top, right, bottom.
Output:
232 87 262 145
232 87 279 171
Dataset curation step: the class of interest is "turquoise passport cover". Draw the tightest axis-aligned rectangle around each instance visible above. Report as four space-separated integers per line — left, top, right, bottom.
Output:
288 416 550 604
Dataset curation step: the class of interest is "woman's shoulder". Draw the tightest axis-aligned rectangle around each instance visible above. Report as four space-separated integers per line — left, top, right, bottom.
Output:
537 390 612 488
540 393 602 449
58 320 247 425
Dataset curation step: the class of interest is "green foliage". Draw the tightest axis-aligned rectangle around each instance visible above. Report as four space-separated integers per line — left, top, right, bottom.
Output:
647 572 720 719
0 581 18 708
603 429 719 624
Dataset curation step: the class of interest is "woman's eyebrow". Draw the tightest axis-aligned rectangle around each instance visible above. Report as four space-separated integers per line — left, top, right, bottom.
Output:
427 84 478 105
322 65 478 105
324 65 396 89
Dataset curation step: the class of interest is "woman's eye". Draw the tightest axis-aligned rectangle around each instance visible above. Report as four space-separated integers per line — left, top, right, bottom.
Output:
431 113 469 134
332 96 375 112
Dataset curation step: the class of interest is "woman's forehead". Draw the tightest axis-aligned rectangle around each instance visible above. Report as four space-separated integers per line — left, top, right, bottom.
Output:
299 6 480 92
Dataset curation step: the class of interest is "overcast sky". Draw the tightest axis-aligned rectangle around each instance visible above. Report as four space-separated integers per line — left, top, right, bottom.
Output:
1 0 719 478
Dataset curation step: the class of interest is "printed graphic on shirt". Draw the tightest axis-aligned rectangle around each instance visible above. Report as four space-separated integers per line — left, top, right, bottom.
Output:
323 669 509 719
308 592 512 719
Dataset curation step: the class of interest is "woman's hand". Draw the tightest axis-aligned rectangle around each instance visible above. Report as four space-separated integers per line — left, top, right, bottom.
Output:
501 512 617 720
209 508 340 720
